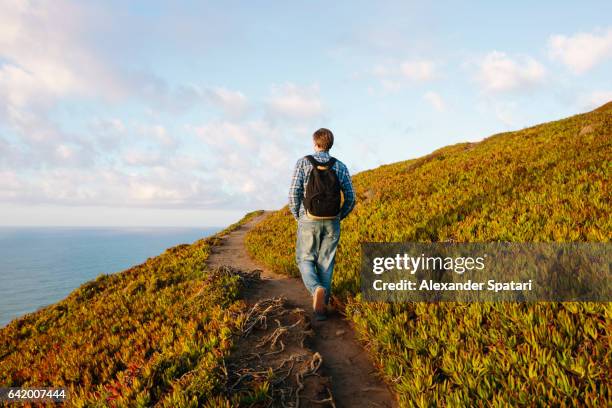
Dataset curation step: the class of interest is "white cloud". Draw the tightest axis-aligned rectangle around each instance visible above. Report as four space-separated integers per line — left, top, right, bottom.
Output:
493 101 519 128
579 90 612 110
186 115 315 209
267 83 323 119
0 1 318 216
379 79 403 93
366 59 438 93
1 93 315 212
205 87 250 118
549 28 612 74
476 51 546 93
0 170 22 199
0 0 135 176
191 121 260 149
423 91 446 111
0 0 126 114
121 149 163 167
0 164 223 209
400 60 437 81
135 124 177 148
92 118 126 134
371 64 391 77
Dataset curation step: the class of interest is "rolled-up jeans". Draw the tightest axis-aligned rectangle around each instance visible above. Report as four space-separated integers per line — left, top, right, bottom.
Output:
295 214 341 305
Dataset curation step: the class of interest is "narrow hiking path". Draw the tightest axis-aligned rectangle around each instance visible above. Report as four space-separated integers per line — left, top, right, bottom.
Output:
207 211 396 408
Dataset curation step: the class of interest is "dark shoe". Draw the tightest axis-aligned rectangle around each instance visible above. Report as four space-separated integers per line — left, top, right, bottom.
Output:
314 311 328 321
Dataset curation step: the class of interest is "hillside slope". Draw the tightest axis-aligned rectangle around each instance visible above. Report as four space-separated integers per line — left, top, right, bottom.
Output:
246 103 612 406
0 211 267 406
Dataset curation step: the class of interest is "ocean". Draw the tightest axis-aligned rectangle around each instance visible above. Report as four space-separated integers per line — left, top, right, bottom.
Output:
0 226 220 327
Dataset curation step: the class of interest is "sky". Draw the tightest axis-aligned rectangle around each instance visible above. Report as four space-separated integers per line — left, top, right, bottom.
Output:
0 0 611 227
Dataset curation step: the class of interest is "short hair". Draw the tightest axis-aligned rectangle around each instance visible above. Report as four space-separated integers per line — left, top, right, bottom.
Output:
313 128 334 151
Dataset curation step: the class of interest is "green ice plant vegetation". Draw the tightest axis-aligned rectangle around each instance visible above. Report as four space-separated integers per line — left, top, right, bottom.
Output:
245 104 612 406
0 211 266 407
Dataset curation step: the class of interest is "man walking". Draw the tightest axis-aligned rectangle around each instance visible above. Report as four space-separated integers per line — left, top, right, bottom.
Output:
288 128 356 321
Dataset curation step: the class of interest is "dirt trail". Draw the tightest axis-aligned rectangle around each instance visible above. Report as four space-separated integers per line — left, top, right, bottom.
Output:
207 212 396 408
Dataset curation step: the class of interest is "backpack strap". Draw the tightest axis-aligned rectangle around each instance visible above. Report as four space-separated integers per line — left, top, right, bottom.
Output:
305 155 337 170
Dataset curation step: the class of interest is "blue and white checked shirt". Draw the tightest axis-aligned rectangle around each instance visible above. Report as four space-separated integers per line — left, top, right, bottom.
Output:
288 151 356 221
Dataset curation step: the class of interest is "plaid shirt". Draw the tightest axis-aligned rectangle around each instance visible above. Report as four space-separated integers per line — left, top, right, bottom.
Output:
288 151 356 220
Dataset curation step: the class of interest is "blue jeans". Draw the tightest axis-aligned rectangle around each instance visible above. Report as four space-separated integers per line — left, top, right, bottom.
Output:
295 215 341 305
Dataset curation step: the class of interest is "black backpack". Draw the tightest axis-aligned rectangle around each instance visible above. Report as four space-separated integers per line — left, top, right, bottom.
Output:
303 155 341 217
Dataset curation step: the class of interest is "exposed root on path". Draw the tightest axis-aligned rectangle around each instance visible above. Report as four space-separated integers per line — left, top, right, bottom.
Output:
206 212 397 408
295 353 336 408
208 264 262 286
221 270 334 407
